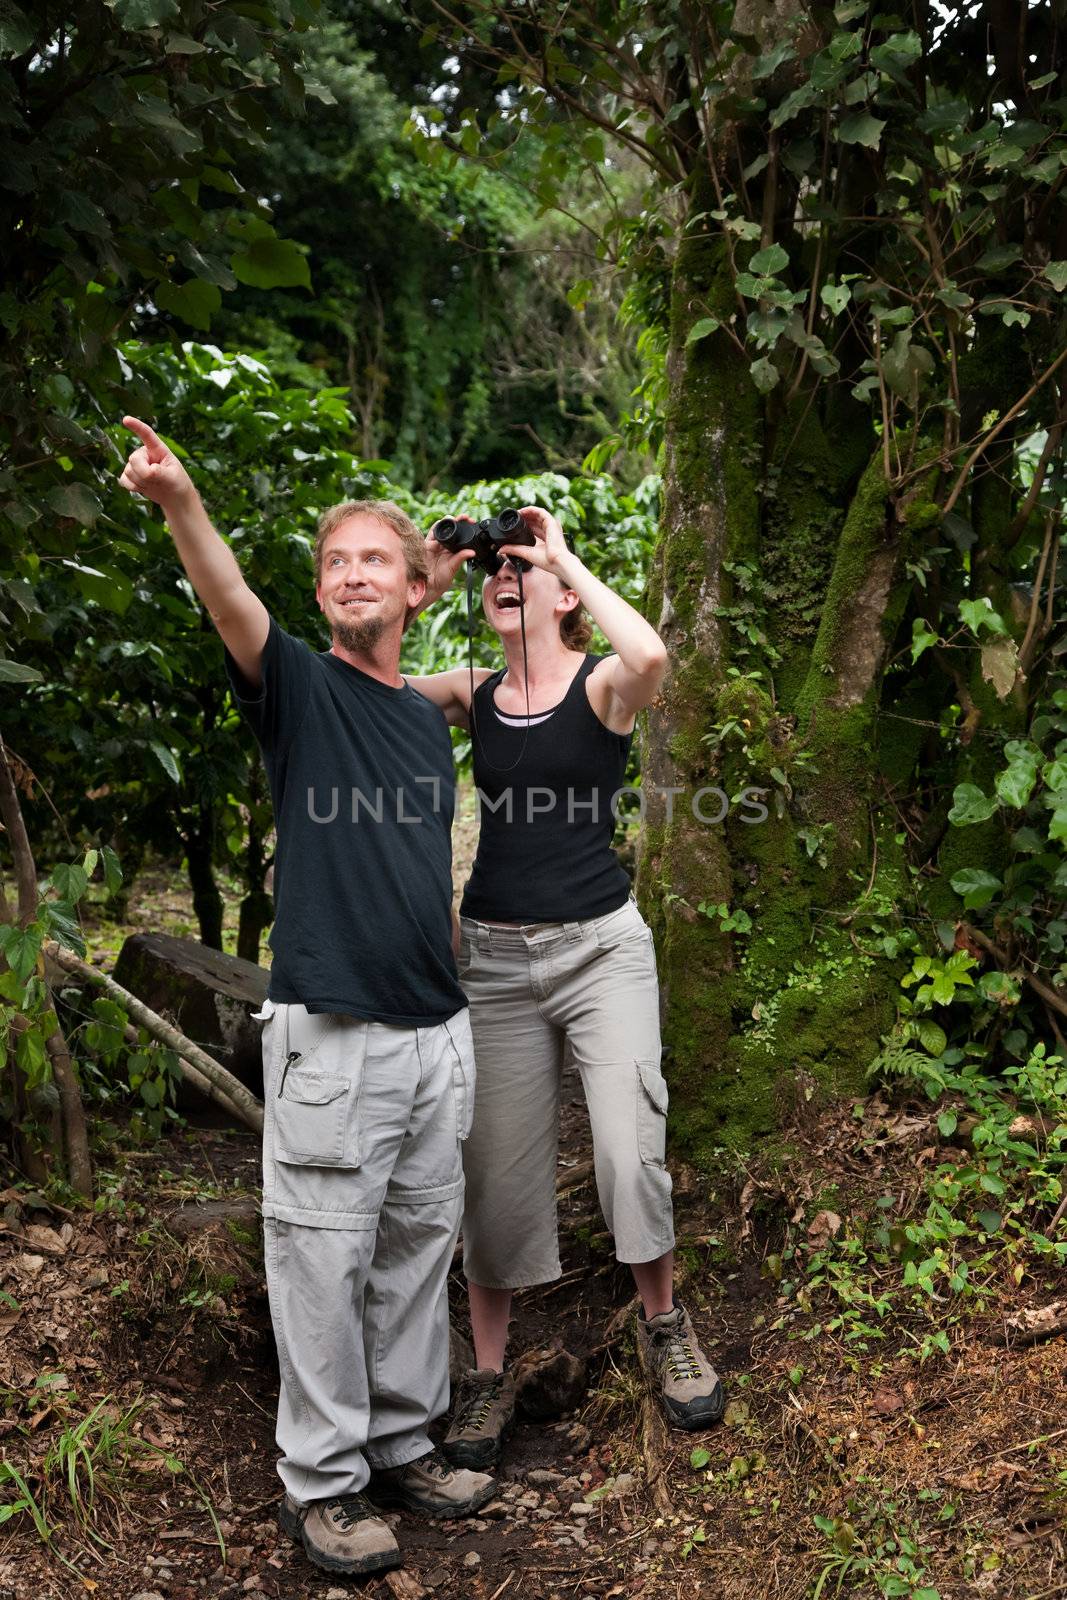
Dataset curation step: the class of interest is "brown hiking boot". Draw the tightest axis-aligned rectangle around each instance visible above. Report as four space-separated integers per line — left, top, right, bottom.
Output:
278 1491 401 1575
637 1301 724 1430
443 1367 516 1470
367 1446 495 1519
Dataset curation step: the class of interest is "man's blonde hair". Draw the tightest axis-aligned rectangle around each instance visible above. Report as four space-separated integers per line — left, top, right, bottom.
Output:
314 500 429 586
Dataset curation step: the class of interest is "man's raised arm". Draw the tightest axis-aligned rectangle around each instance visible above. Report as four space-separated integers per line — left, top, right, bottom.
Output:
119 417 270 687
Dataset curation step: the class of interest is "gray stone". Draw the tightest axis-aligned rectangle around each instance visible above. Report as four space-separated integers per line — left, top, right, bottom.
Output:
113 932 269 1099
462 1552 481 1570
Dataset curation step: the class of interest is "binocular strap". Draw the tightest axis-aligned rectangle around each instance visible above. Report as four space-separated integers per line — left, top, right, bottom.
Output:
467 559 532 775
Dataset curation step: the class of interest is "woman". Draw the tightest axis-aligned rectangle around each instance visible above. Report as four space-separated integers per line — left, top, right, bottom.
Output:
409 506 723 1469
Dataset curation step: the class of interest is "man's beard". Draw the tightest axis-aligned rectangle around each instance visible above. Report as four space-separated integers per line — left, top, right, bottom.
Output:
332 613 387 652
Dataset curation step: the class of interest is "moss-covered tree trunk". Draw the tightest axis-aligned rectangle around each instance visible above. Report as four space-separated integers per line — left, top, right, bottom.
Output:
637 209 916 1156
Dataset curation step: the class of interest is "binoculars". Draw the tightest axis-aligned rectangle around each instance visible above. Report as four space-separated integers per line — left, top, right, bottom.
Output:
431 508 535 575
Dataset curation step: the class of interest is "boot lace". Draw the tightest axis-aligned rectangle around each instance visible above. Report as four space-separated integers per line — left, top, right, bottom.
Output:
416 1447 457 1480
654 1322 704 1382
455 1373 505 1431
325 1493 374 1529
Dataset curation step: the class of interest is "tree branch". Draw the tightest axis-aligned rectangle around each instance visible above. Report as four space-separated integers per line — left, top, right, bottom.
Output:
44 940 264 1134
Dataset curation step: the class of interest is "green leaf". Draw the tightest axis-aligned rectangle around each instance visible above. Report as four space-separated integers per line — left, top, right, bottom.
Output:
977 1208 1002 1234
101 846 123 896
948 783 997 827
996 760 1036 809
820 283 850 316
910 618 939 662
950 868 1002 910
0 924 42 983
959 597 1009 636
917 1021 947 1056
838 112 886 149
690 1446 711 1469
938 1111 957 1139
62 562 134 615
107 0 180 27
686 316 721 346
231 238 311 291
150 742 182 784
155 278 222 331
46 483 102 527
566 278 593 310
978 971 1020 1006
942 513 976 552
1043 262 1067 294
749 243 788 276
0 3 34 55
979 1172 1006 1196
749 356 779 394
51 864 89 904
0 658 43 684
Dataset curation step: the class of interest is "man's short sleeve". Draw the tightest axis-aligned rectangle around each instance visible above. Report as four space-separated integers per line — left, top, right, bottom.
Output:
224 617 313 752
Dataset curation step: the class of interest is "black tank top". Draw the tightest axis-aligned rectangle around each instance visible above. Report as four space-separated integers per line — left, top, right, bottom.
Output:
460 655 633 923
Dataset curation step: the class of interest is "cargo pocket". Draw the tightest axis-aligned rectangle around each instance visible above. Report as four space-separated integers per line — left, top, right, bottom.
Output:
445 1011 476 1141
636 1060 668 1167
275 1072 360 1169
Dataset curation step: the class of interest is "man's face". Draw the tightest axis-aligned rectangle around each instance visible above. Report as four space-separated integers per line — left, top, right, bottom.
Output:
316 514 425 652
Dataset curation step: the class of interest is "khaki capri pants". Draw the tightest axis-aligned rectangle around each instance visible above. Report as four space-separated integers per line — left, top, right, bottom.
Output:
458 897 675 1289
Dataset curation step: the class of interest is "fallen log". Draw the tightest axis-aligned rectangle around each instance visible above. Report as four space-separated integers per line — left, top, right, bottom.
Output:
44 940 264 1135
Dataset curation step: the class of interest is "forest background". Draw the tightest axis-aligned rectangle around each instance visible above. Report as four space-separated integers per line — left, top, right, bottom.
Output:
1 4 1066 1596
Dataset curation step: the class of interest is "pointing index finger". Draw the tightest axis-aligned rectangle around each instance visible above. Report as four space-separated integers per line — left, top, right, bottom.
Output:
122 415 167 462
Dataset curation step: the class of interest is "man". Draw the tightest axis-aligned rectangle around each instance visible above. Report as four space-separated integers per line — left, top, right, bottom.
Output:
118 417 493 1579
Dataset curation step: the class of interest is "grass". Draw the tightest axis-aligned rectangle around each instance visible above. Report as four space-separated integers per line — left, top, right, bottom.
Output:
0 1377 226 1566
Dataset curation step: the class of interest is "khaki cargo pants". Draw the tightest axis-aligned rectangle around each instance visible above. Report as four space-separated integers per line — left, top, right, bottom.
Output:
257 999 475 1504
457 898 674 1289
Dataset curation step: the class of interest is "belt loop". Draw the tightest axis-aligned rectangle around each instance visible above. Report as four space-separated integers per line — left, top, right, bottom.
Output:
476 924 493 955
564 921 582 942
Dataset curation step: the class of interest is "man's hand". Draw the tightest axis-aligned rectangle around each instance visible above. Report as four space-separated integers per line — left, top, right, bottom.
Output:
119 417 197 510
420 525 476 609
500 506 572 577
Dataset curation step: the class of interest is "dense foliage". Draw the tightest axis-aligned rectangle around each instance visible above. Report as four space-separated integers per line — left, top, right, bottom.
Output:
410 0 1067 1149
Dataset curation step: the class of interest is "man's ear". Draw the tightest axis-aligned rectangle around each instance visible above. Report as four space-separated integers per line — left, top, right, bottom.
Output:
407 576 427 611
315 582 325 614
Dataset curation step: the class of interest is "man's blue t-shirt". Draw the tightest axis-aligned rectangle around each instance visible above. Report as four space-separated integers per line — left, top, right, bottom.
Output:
226 620 465 1026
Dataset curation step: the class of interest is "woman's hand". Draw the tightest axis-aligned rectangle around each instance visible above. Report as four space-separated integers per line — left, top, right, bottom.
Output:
500 505 573 577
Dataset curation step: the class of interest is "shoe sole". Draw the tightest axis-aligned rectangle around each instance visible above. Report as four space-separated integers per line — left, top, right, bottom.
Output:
366 1478 497 1520
663 1383 726 1431
278 1500 402 1575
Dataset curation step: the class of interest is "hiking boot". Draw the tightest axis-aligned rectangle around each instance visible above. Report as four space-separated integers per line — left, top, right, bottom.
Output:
278 1491 401 1576
443 1367 516 1470
637 1301 724 1431
367 1446 495 1519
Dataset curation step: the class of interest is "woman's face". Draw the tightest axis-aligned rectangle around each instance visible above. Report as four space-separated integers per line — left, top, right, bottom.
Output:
481 560 576 639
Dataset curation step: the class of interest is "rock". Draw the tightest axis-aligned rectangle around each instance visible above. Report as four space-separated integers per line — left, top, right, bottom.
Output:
113 932 269 1099
570 1502 596 1515
527 1468 565 1486
449 1324 475 1387
462 1551 481 1569
514 1346 587 1420
480 1499 509 1519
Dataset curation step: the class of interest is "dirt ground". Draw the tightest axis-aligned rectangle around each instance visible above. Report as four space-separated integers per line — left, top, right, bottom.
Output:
5 850 1067 1599
2 1069 1067 1600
